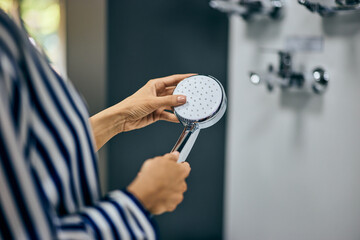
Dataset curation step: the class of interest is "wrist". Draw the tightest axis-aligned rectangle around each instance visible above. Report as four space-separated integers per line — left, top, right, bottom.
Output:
127 179 156 213
94 104 127 131
90 104 127 150
108 103 128 134
121 189 153 218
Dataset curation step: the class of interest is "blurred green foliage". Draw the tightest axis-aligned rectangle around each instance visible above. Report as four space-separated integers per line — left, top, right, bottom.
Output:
20 0 60 39
0 0 13 11
0 0 61 69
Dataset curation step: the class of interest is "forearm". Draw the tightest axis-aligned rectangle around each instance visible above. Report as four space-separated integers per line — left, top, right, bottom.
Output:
90 104 126 151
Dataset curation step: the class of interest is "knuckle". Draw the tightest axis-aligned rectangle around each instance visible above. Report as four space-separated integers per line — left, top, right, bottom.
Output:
182 162 190 169
168 204 177 212
162 154 173 161
147 79 158 87
165 153 178 162
149 156 159 162
182 183 187 192
181 163 191 175
177 194 184 204
146 157 161 166
143 159 151 168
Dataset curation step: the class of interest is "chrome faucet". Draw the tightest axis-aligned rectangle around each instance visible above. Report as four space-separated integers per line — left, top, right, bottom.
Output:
249 50 329 94
298 0 360 17
210 0 284 20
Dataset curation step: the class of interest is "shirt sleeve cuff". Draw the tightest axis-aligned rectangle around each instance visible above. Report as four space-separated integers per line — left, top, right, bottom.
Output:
121 188 153 219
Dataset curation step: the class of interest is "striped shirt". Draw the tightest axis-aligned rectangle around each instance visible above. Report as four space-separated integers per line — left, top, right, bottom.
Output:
0 9 156 240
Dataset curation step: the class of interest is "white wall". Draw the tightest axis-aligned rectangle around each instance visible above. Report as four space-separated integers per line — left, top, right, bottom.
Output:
224 2 360 240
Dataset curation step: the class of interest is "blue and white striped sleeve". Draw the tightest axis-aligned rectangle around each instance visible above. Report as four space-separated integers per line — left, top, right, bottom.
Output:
57 190 157 240
0 43 157 240
0 44 54 239
0 12 157 239
0 74 157 239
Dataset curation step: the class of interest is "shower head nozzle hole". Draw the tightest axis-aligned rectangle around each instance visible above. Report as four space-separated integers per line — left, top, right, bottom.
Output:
173 75 223 121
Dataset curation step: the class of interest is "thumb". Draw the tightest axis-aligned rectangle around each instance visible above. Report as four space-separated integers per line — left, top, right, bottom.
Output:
163 151 180 162
154 95 186 108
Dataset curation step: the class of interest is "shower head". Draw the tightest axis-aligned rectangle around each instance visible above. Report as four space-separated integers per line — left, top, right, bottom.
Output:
171 75 227 163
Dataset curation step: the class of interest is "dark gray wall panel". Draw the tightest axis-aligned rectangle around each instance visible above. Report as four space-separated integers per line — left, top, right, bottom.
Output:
107 1 228 239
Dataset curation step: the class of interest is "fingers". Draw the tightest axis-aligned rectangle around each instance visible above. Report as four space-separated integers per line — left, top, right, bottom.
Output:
179 161 191 178
159 111 179 123
165 152 191 177
154 95 186 108
166 193 184 212
158 86 176 97
162 152 191 175
173 194 184 205
151 74 197 93
156 74 197 88
180 182 187 193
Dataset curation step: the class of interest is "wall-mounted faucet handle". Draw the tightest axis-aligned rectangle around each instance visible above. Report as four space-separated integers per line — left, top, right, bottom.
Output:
210 0 285 20
209 0 248 16
249 70 277 92
298 0 360 16
278 51 293 78
312 67 329 94
298 0 335 17
249 48 329 94
336 0 360 6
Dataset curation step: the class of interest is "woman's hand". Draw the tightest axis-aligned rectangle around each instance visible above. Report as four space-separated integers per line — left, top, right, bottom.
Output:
90 74 196 151
117 73 196 132
127 151 191 215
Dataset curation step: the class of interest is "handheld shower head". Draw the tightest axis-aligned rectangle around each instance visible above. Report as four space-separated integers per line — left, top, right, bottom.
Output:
171 75 227 163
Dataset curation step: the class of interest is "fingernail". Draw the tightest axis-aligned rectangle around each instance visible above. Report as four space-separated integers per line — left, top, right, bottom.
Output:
177 96 186 104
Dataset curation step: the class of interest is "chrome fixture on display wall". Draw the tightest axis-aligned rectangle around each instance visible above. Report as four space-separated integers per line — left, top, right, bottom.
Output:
298 0 360 16
249 36 329 94
249 50 329 94
209 0 285 20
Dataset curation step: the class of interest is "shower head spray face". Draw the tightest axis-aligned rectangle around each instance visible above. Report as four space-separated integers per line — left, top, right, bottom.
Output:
171 75 227 162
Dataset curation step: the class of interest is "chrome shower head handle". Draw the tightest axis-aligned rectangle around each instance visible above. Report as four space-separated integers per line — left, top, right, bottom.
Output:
171 75 227 163
171 123 200 163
